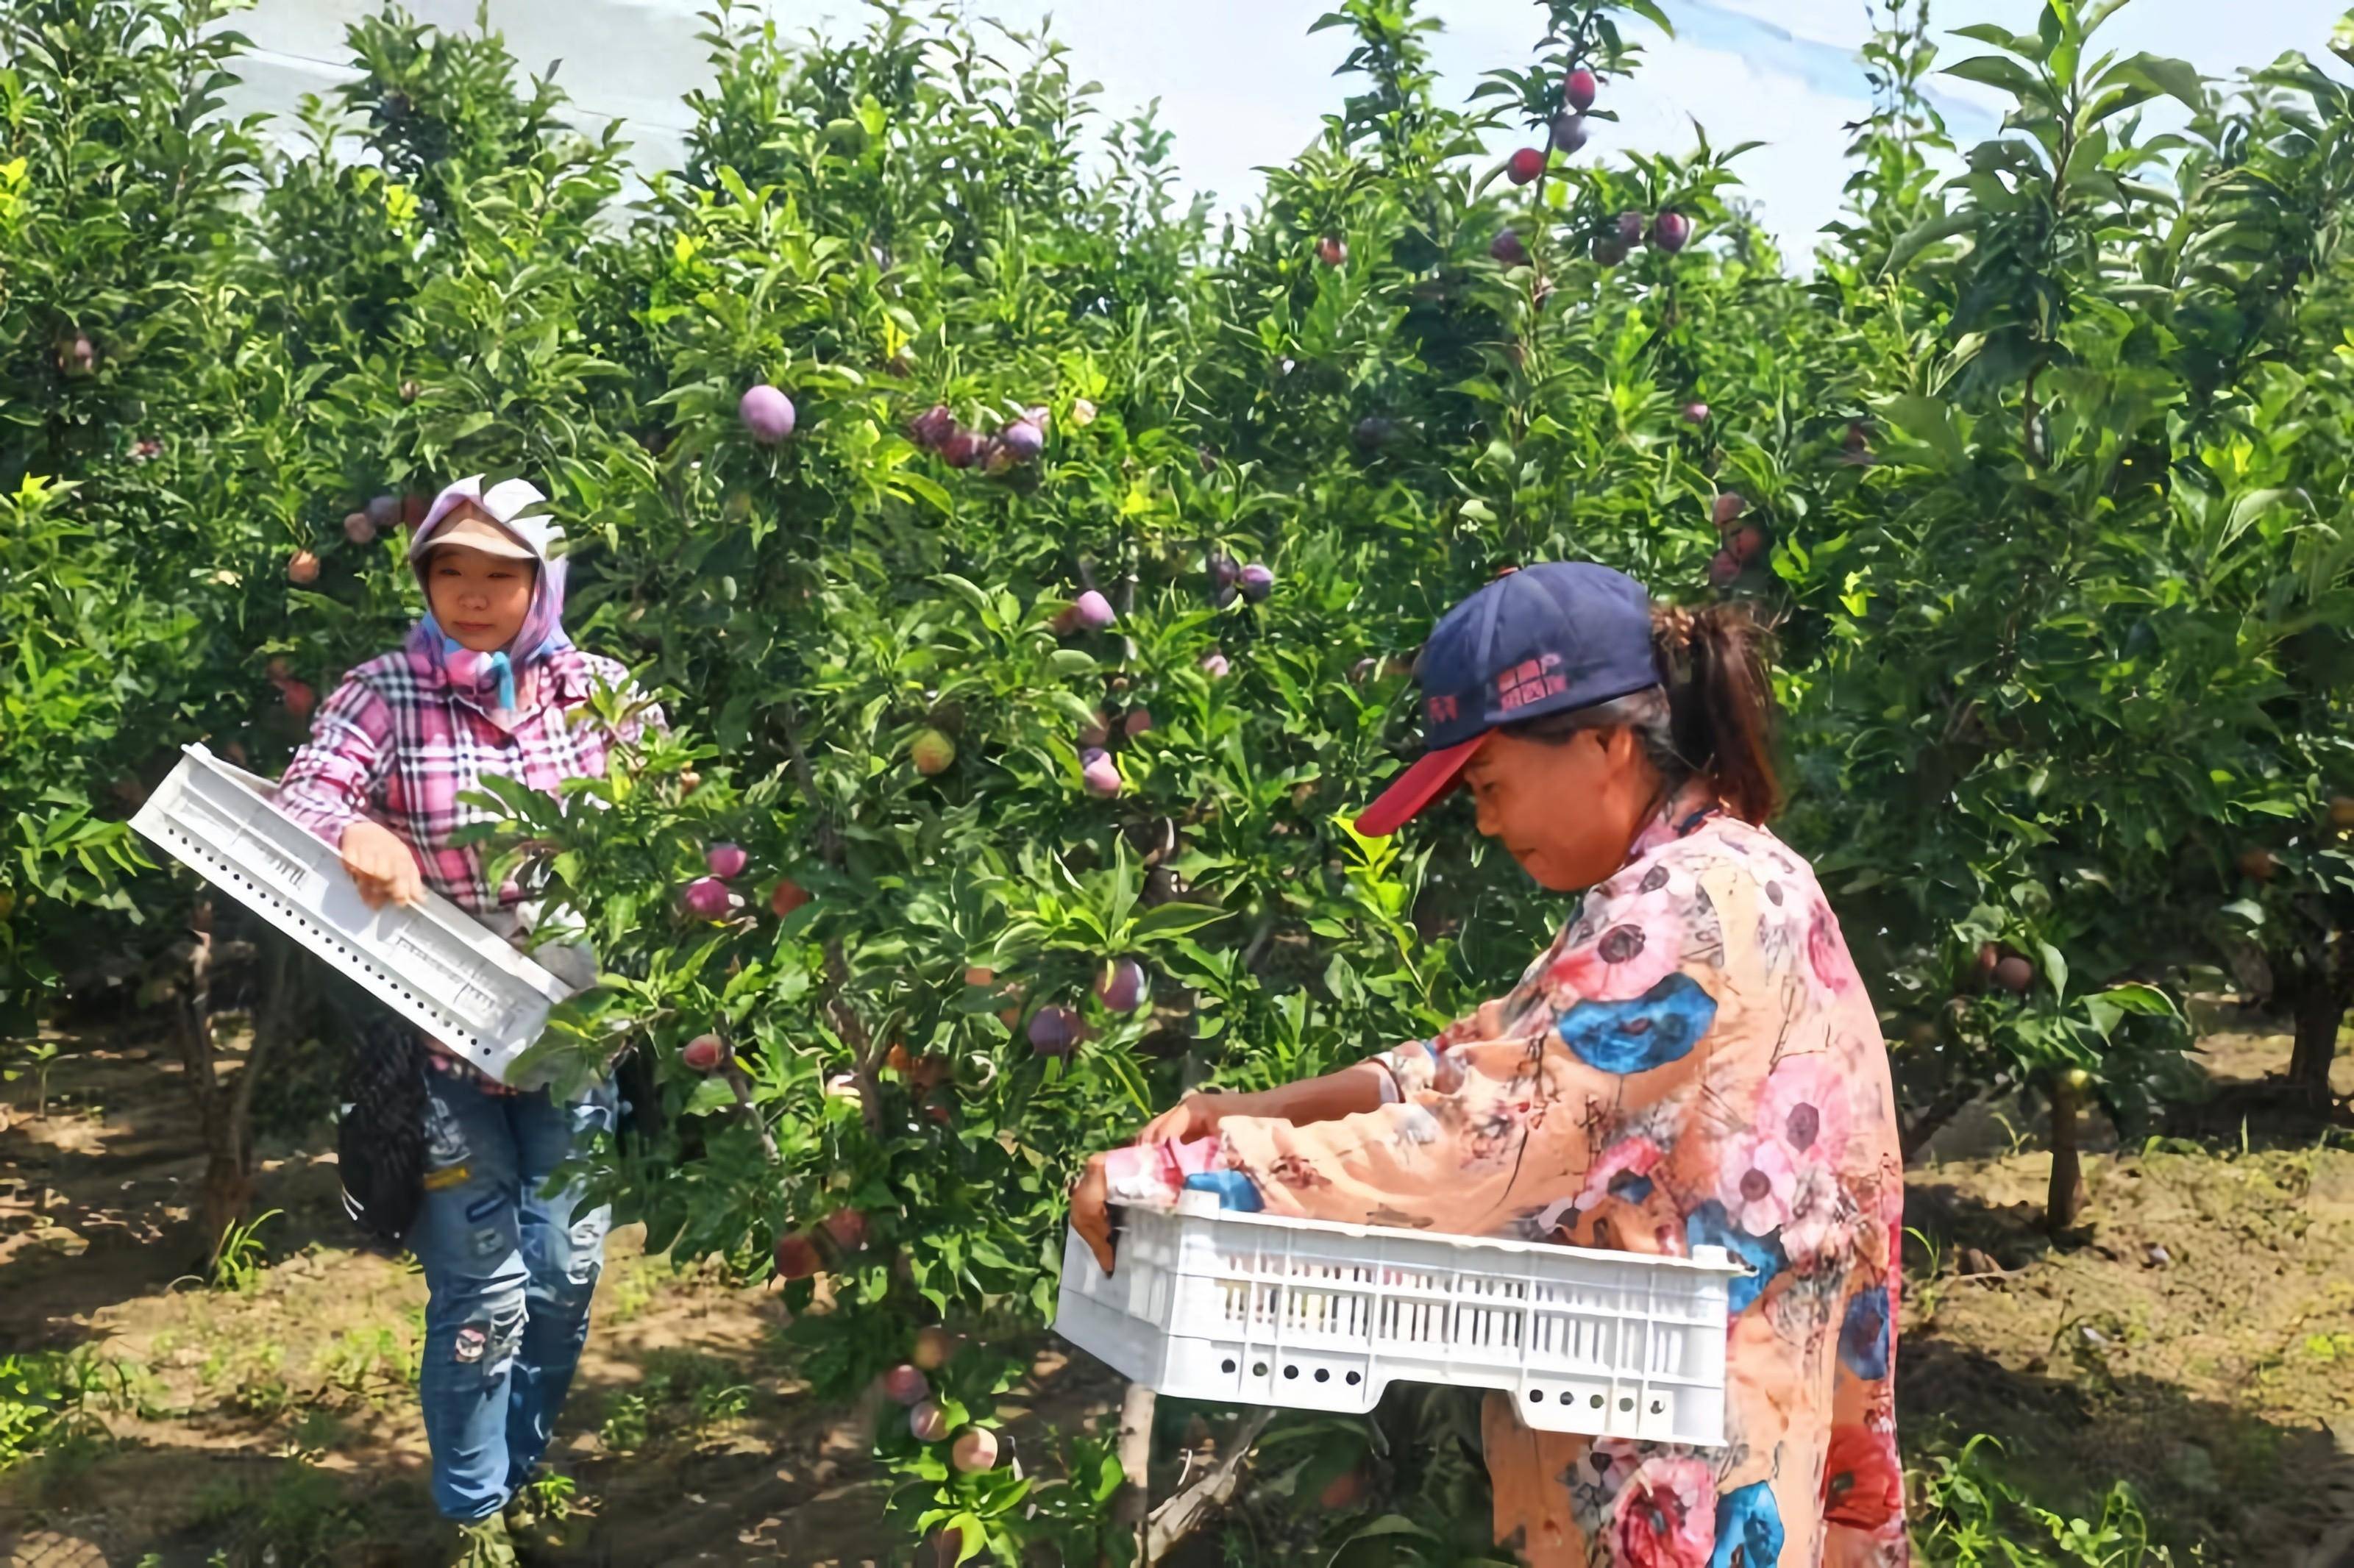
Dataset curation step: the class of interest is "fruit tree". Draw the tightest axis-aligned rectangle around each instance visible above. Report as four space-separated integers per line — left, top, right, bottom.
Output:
10 0 2354 1559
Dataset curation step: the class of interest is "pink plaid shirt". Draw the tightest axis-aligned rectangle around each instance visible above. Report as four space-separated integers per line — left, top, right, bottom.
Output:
277 642 663 913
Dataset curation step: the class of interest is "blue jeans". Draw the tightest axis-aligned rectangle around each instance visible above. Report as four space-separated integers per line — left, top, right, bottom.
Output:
410 1065 616 1522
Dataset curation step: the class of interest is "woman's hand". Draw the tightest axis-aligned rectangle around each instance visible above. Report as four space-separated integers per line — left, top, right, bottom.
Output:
1070 1153 1117 1275
339 819 424 910
1134 1093 1225 1147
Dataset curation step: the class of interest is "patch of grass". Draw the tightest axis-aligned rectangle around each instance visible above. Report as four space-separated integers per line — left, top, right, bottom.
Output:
0 1348 132 1475
198 1336 296 1419
96 1355 171 1420
189 1457 368 1567
600 1252 664 1324
646 1347 756 1432
1904 1225 1949 1325
316 1325 415 1400
4 1038 64 1118
285 1405 348 1457
694 1377 754 1428
636 1345 743 1389
592 1349 758 1453
207 1208 282 1294
1912 1436 2186 1567
235 1375 297 1420
597 1389 650 1454
2299 1330 2354 1364
520 1468 583 1521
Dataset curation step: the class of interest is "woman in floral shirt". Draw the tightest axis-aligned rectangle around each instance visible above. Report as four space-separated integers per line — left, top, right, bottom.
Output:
1072 563 1907 1567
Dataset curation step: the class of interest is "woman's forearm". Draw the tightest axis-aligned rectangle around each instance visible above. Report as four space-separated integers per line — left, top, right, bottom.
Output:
1215 1061 1388 1127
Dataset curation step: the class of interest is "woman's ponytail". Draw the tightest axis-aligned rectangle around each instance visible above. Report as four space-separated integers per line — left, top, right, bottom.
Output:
1650 602 1782 824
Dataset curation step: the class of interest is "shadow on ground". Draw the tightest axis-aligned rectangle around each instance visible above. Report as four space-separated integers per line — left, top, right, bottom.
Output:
8 1020 2354 1566
1899 1146 2354 1565
4 1325 1128 1567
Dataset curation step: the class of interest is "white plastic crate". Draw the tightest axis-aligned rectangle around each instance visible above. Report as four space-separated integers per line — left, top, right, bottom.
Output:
1056 1191 1744 1444
130 744 577 1083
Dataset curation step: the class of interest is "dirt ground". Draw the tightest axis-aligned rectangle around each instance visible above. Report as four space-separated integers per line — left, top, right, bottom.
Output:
0 1022 1130 1567
1 1017 2350 1566
1899 1023 2354 1564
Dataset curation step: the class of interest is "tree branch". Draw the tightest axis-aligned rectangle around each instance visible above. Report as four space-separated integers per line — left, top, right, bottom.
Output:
774 697 823 819
1144 1406 1276 1563
825 939 886 1138
1240 911 1279 976
772 696 878 1135
227 935 299 1149
722 1059 783 1164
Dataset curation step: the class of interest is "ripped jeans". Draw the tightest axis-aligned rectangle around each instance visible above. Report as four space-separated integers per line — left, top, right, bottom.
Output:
412 1062 616 1521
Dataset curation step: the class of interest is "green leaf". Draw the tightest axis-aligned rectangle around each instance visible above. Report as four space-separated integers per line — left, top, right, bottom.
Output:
1620 0 1674 39
1944 54 2049 104
2101 51 2203 110
2079 82 2157 127
2082 982 2172 1041
683 1076 737 1116
893 471 952 515
1129 903 1234 941
1337 1515 1440 1547
1883 209 1975 275
2083 0 2135 38
2037 940 2070 1005
1872 393 1967 468
1950 22 2035 51
935 574 992 615
2219 487 2304 554
2097 982 2176 1016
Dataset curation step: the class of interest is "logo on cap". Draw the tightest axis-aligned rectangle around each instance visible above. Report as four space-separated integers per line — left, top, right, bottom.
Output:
1426 694 1459 725
1496 653 1568 713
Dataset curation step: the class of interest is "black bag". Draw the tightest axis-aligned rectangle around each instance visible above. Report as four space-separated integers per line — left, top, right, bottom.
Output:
336 1010 427 1252
613 1040 666 1159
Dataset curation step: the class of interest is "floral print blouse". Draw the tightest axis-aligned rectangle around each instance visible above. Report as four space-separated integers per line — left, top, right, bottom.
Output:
1117 791 1907 1567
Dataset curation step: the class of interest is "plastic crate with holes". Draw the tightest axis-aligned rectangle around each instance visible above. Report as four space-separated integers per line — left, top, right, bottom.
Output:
129 744 577 1084
1056 1189 1746 1444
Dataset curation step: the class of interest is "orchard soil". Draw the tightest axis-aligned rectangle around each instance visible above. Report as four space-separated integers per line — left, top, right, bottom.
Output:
1 1018 2350 1566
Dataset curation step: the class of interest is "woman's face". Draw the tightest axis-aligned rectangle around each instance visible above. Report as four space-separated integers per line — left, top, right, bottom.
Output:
1461 725 1657 893
427 540 536 653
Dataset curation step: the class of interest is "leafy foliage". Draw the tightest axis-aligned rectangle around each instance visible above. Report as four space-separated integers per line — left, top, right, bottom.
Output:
10 0 2354 1558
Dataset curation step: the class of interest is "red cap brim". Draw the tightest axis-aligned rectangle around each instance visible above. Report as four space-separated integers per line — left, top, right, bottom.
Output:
1353 733 1490 838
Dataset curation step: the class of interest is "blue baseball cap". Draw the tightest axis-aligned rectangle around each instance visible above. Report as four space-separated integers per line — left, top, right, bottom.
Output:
1355 563 1663 836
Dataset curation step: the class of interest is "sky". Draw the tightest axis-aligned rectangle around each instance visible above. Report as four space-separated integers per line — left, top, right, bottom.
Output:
219 0 2352 262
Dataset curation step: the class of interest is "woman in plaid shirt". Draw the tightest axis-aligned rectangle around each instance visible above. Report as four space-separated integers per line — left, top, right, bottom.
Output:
278 474 661 1562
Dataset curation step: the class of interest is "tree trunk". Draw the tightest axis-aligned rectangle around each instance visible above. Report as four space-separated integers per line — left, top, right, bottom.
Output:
1898 1077 1988 1162
1111 1380 1157 1557
2286 958 2344 1110
2046 1073 2087 1238
170 911 246 1255
178 916 311 1258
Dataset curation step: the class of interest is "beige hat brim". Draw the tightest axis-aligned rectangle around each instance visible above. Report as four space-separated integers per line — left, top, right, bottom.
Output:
424 510 538 562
